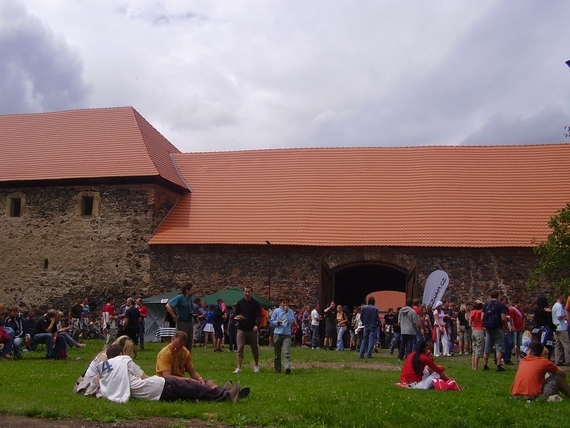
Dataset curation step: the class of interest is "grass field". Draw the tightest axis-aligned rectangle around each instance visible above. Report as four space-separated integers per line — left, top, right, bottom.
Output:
0 340 567 427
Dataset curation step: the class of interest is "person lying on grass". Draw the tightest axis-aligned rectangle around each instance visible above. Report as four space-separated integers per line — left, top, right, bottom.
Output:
511 341 570 400
396 340 449 389
97 344 249 403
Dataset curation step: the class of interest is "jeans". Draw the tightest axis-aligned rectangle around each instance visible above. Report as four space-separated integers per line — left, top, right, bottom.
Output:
273 333 292 372
13 337 24 359
138 322 146 349
414 329 423 351
336 326 346 350
359 326 378 358
399 334 415 360
311 325 320 348
503 331 513 363
390 332 401 353
33 333 65 358
0 338 13 358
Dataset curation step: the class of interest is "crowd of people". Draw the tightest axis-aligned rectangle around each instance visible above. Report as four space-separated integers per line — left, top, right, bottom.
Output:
3 286 570 403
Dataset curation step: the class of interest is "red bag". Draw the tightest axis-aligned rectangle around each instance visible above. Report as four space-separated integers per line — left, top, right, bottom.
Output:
433 378 460 391
432 326 437 342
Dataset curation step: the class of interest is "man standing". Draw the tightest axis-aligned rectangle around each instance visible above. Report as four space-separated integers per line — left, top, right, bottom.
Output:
136 298 148 351
482 290 508 372
101 296 118 349
270 297 295 374
398 298 419 362
233 286 262 374
359 297 379 359
99 344 243 403
166 284 195 350
80 298 90 341
310 303 321 349
69 298 83 341
323 301 336 351
412 298 424 350
552 293 570 366
301 305 311 348
511 341 570 400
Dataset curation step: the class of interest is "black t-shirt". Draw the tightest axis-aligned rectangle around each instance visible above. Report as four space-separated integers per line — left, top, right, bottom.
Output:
235 297 261 331
31 316 55 337
124 307 140 331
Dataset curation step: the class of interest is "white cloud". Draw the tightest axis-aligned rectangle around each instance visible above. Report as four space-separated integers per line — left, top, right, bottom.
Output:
3 0 570 151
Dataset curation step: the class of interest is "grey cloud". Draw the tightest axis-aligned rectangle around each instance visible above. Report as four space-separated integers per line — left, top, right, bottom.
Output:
0 1 90 114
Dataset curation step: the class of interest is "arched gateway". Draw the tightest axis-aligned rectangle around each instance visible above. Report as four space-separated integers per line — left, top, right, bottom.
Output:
319 259 417 312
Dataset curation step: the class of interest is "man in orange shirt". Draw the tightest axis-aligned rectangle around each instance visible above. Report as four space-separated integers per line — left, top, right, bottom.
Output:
511 341 570 400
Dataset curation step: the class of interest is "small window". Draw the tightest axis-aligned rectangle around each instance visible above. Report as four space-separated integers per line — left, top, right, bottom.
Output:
75 191 100 217
6 193 25 218
82 196 94 216
10 198 22 217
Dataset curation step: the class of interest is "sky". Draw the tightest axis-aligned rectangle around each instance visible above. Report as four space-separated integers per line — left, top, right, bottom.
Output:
1 0 570 152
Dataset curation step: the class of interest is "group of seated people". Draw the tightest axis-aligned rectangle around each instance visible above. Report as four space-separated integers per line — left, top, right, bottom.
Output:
0 306 87 360
75 331 250 403
397 339 570 401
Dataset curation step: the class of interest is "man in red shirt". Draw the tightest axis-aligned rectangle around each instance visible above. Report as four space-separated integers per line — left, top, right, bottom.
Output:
136 298 148 351
509 299 525 362
511 341 570 400
101 296 118 349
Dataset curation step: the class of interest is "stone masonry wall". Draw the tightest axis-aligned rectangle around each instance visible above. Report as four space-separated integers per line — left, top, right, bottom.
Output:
150 245 552 314
0 183 182 313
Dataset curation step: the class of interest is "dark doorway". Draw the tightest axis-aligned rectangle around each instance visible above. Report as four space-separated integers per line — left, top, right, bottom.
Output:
334 263 407 310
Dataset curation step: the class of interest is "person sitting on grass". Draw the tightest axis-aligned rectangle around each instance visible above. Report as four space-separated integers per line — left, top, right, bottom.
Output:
98 344 246 403
73 335 137 396
397 340 450 389
510 341 570 400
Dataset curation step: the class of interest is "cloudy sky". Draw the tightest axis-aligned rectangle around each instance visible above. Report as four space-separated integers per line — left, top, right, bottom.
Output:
1 1 570 152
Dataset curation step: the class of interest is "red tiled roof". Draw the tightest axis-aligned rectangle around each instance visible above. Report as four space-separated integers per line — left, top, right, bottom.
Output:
0 107 189 190
150 145 570 247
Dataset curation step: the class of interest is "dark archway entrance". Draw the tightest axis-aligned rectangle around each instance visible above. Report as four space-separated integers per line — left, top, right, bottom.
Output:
320 261 412 311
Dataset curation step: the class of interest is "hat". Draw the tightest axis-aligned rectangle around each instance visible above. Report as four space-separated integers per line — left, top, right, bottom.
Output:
435 301 443 307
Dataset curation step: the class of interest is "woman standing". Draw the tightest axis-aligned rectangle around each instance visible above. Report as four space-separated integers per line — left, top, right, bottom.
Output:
336 305 348 351
433 301 450 357
470 300 485 370
457 304 471 355
122 298 140 358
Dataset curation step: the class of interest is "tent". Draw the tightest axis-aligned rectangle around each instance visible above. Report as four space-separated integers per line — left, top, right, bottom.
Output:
201 288 275 308
141 290 179 343
141 288 275 343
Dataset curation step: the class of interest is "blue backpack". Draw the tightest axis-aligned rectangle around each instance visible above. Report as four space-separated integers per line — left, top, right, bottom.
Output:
483 301 500 329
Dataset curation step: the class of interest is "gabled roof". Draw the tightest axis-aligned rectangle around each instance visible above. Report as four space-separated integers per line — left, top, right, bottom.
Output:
149 144 570 248
0 107 189 190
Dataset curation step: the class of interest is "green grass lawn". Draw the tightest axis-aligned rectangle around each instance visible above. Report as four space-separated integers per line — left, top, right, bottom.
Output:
0 340 567 427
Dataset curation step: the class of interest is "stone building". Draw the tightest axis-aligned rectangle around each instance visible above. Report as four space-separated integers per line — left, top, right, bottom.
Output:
1 107 569 314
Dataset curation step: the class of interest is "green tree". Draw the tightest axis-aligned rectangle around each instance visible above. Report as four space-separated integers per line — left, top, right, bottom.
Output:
529 202 570 293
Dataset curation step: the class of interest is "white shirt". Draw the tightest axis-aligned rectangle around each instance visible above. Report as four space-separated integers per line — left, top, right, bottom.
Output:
311 309 320 326
98 355 165 402
552 302 567 331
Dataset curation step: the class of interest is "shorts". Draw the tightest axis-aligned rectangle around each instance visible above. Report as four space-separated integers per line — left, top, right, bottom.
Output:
302 326 310 337
325 323 336 339
540 375 560 398
484 328 505 355
511 330 523 347
236 330 259 360
213 324 223 339
457 326 471 343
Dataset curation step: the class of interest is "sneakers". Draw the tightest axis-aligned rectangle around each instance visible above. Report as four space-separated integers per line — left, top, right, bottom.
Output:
496 365 505 372
483 365 490 371
504 360 514 366
548 394 563 402
232 368 242 374
228 381 241 403
253 365 260 373
238 386 251 399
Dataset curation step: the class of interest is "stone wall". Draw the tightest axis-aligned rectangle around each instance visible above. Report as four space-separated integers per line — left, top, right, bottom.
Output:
150 245 552 314
0 183 182 313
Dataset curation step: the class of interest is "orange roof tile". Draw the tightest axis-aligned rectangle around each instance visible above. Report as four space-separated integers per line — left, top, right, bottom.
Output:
150 144 570 247
0 107 189 190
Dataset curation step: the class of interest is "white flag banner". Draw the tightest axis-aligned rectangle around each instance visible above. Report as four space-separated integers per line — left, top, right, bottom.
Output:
422 270 449 307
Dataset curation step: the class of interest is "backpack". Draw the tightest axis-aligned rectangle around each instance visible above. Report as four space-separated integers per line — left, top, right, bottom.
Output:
483 301 500 329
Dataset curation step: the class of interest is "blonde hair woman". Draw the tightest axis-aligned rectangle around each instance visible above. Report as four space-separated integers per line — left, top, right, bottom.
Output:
336 305 348 351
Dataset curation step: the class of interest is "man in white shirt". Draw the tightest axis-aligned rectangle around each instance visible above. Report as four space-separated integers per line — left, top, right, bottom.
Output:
552 294 570 366
310 303 321 349
98 345 243 403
